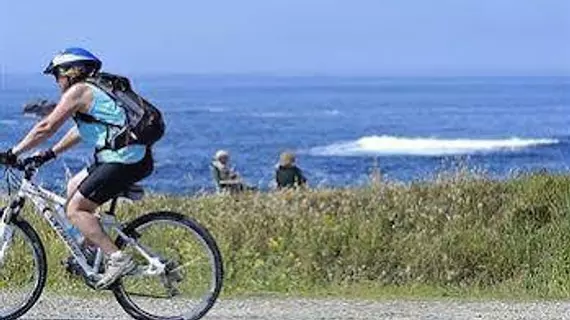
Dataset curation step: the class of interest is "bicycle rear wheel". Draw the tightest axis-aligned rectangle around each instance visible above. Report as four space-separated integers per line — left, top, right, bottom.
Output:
113 211 223 320
0 219 47 320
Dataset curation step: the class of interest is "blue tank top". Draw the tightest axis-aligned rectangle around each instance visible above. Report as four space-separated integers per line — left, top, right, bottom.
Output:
74 84 147 164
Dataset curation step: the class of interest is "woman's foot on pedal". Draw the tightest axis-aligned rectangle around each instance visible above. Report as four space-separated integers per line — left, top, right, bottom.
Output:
95 251 135 289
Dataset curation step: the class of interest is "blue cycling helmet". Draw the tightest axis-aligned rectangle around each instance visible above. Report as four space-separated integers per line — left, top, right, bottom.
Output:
43 47 102 76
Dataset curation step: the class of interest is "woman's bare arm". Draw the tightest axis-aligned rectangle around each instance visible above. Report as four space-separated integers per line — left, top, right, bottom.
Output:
12 84 91 155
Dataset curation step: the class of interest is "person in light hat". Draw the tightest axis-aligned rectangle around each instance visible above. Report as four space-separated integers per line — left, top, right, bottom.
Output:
210 150 243 193
275 151 307 189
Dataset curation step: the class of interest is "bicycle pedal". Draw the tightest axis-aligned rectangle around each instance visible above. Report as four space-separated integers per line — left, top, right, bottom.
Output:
61 257 82 276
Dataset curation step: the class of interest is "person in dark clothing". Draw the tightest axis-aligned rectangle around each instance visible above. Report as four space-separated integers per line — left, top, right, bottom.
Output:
275 152 307 189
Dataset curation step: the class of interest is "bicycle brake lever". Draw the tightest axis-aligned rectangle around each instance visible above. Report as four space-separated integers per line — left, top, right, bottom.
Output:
14 160 38 179
14 160 28 171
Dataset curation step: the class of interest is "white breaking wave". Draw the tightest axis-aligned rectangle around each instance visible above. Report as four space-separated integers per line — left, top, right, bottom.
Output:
203 107 226 113
250 109 342 118
0 119 17 124
308 135 560 156
324 109 342 116
251 112 292 118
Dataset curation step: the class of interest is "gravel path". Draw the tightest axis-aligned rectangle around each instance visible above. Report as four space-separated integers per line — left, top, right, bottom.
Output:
10 294 570 320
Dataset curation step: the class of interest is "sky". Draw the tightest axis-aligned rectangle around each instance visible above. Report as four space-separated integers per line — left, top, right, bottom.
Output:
0 0 569 75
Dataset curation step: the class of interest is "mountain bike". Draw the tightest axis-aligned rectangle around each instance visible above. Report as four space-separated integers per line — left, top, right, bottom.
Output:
0 159 224 320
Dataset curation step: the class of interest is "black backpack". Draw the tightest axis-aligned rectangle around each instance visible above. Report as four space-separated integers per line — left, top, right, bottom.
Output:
76 72 165 151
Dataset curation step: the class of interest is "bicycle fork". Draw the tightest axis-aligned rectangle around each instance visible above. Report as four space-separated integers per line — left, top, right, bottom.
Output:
0 209 14 267
0 223 14 267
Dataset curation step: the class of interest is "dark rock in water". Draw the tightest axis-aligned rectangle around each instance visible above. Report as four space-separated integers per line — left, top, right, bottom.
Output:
23 99 57 117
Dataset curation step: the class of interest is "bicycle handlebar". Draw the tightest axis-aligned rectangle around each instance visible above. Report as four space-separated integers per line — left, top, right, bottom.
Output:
1 158 40 180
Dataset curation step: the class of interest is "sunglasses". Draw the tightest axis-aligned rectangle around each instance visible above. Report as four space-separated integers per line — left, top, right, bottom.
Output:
51 67 67 80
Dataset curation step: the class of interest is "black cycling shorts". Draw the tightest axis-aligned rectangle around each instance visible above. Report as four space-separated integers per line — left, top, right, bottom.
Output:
78 150 154 205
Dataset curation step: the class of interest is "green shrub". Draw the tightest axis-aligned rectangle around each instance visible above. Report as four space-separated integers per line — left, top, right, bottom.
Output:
5 171 570 299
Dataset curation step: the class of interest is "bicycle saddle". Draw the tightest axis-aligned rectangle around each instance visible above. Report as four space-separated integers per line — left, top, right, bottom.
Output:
117 184 145 201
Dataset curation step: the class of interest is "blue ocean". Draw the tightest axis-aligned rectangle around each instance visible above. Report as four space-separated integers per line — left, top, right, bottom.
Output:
0 75 569 194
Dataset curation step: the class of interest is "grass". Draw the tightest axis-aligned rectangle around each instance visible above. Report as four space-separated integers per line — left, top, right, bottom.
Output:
4 168 570 301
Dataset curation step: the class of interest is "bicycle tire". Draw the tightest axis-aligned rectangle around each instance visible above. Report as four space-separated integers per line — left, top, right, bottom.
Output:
0 219 47 320
112 211 224 320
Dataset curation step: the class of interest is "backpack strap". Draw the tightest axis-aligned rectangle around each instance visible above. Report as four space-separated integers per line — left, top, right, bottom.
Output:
85 76 122 106
79 74 124 128
76 75 130 152
73 111 122 128
84 73 142 131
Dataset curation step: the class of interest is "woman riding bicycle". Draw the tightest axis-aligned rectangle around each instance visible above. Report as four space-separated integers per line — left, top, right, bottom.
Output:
0 47 154 289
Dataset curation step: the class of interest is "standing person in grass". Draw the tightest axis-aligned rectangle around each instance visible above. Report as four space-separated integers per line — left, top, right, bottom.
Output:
275 151 307 189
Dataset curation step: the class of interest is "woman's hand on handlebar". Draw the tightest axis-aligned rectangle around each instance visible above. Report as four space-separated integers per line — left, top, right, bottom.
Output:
0 149 18 166
0 148 55 170
22 149 56 168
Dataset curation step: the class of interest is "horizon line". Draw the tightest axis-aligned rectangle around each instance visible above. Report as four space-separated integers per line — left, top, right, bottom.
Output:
1 70 569 78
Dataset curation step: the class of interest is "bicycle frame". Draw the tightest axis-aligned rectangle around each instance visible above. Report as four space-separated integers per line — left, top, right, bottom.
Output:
0 169 167 280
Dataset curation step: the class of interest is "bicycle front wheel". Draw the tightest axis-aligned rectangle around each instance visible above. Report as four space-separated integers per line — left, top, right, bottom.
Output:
0 219 47 320
113 211 224 320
